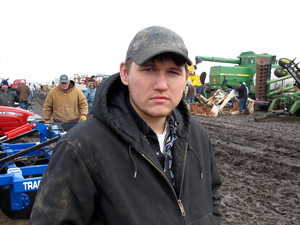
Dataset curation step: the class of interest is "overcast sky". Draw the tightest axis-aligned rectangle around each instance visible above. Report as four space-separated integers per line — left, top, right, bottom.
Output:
0 0 299 84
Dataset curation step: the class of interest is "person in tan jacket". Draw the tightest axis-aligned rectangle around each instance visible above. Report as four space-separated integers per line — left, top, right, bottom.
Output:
43 74 88 131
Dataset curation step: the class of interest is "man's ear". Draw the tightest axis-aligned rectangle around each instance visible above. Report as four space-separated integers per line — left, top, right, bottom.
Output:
186 68 190 81
120 62 128 85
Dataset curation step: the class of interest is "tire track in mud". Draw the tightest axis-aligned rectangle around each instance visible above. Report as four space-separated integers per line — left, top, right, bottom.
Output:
193 113 300 224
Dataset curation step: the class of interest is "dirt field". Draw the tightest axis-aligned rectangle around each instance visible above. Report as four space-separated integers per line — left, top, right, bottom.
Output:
1 93 299 224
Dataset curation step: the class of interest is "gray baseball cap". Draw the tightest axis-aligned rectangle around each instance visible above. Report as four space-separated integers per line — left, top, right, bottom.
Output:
59 74 69 83
126 26 192 66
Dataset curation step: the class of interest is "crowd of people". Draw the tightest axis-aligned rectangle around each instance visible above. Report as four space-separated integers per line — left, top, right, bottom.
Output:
0 79 44 108
0 75 98 132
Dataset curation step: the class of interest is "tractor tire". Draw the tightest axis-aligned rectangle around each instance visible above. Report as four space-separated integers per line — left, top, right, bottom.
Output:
278 58 290 68
274 68 288 78
0 186 37 219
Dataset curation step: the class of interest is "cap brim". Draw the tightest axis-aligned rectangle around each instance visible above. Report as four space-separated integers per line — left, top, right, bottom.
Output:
131 47 192 66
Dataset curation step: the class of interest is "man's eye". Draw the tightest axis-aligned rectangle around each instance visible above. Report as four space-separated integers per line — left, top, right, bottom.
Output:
169 71 179 75
144 68 154 72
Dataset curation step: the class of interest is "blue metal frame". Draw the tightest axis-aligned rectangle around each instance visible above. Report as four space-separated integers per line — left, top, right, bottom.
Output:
0 122 64 212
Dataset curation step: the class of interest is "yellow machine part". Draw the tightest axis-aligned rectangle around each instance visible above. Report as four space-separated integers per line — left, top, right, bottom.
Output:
188 62 202 86
188 74 202 86
188 63 196 74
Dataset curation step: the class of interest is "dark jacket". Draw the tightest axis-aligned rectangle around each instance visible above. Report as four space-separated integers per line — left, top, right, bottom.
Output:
0 88 20 106
29 73 222 225
186 85 195 97
236 84 248 99
196 85 204 95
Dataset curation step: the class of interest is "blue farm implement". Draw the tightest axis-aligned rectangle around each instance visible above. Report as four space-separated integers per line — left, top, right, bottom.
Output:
0 122 65 219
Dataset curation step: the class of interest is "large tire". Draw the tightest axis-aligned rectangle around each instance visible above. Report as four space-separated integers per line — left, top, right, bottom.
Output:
278 58 290 68
0 186 36 219
274 68 288 78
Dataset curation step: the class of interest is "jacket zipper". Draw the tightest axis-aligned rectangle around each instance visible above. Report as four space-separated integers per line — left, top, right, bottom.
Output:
141 142 188 217
178 143 188 199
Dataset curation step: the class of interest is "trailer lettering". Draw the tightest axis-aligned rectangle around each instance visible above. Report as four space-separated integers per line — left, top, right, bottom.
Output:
23 180 40 190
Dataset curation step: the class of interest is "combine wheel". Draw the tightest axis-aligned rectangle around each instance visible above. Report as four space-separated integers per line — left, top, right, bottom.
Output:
278 58 290 68
274 68 288 78
0 186 37 219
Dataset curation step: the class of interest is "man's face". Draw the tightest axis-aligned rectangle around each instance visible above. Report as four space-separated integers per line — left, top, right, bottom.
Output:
60 81 70 91
120 57 189 121
1 84 8 92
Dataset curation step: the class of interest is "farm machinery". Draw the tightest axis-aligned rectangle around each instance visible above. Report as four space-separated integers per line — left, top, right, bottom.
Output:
0 106 37 136
252 57 300 120
195 51 291 99
0 122 65 219
73 73 110 92
195 52 300 118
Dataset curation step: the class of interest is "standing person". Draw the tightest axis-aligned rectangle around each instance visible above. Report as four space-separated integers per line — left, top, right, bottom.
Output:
195 82 204 103
196 82 204 95
17 80 31 110
236 81 249 114
185 80 195 104
28 83 35 101
0 80 20 106
84 82 97 117
30 26 222 225
43 74 88 131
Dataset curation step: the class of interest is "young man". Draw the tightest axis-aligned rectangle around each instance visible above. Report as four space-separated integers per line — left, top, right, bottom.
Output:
29 26 222 225
43 74 88 131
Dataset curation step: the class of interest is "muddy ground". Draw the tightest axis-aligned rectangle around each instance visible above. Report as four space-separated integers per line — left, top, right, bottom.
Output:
1 93 299 224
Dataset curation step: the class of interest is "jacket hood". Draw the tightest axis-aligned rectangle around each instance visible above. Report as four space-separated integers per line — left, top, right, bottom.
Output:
91 73 191 142
57 80 75 92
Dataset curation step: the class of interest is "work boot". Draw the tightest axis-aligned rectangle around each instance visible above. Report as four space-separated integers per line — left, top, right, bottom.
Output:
246 111 250 114
239 112 243 115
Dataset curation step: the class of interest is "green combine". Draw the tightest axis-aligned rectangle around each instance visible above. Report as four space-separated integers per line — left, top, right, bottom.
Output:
195 51 300 118
195 51 281 99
